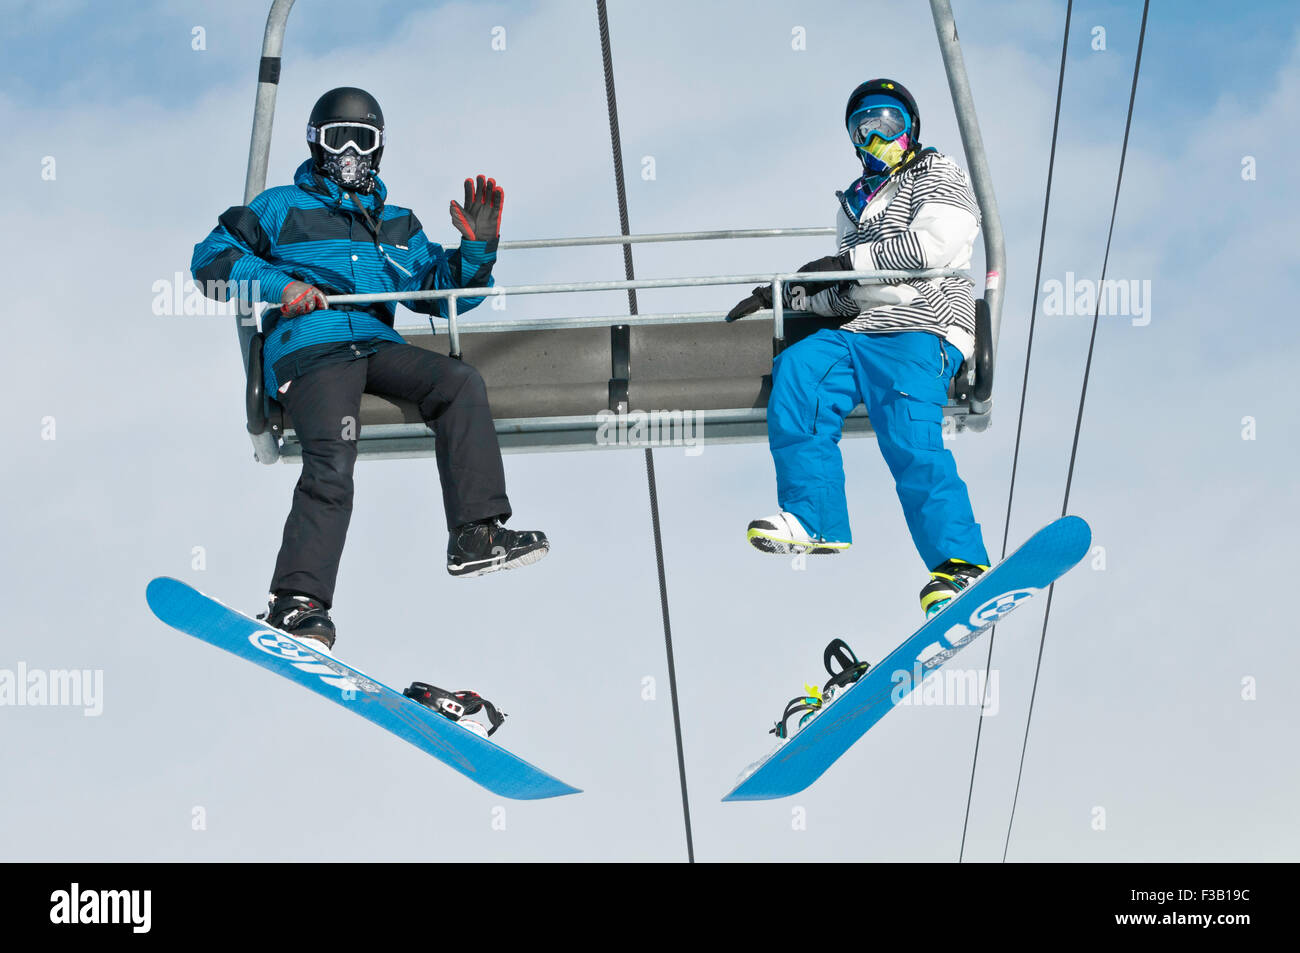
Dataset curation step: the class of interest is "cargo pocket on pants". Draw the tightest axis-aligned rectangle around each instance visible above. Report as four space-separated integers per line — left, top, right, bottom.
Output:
892 393 944 452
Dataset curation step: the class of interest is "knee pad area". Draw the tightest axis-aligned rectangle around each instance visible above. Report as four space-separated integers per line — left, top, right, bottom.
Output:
420 362 486 418
298 444 357 505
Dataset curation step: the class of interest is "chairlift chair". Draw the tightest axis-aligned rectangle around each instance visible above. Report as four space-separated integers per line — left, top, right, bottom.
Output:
236 0 1002 463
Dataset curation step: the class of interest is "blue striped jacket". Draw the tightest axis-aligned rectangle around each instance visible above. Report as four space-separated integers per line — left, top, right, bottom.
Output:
191 159 495 393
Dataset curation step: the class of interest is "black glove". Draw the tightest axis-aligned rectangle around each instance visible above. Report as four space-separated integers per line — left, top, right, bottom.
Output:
726 253 856 322
795 254 851 276
449 175 504 242
783 254 855 311
725 284 773 322
793 254 853 288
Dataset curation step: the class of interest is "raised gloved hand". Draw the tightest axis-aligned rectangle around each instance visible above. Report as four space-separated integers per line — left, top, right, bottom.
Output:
725 284 773 322
449 175 504 242
281 281 328 317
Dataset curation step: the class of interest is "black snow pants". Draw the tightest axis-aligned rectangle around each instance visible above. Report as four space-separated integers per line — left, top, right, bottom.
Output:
270 342 511 606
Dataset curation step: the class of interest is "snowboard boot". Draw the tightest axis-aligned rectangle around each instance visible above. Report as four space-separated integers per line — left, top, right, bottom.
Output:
259 593 337 652
919 559 989 618
447 518 549 578
747 511 849 555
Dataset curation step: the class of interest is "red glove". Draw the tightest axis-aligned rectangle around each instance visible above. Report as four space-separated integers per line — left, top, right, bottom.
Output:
449 175 504 241
281 281 328 317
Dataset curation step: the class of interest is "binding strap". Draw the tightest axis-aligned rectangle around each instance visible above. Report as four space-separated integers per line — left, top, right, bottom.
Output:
823 638 871 694
770 692 822 740
768 639 872 740
404 682 507 736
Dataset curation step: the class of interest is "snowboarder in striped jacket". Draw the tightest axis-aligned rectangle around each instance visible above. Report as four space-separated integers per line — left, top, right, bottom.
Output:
727 79 989 617
191 88 548 649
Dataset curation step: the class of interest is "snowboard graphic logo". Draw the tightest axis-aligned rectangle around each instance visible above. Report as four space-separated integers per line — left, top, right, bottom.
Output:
246 629 384 694
927 587 1042 662
248 629 318 662
968 587 1038 628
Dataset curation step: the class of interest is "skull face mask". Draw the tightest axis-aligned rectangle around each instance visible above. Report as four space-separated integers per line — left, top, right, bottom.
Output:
318 146 376 192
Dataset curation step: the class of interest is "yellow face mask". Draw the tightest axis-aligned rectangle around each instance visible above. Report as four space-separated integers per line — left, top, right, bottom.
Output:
863 133 909 170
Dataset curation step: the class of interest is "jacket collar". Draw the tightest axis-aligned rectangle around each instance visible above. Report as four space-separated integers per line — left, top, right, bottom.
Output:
840 147 940 218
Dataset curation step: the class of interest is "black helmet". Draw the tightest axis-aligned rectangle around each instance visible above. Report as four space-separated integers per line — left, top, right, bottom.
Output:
845 78 921 144
307 87 385 192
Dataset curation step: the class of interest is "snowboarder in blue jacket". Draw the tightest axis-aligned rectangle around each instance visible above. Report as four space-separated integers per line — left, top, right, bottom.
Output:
192 88 548 650
727 79 989 617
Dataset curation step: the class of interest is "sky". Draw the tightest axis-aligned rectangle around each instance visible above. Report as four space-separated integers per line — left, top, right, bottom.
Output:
1 0 1298 862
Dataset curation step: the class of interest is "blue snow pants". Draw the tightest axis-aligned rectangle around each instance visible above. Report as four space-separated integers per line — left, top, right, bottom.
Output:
767 328 988 570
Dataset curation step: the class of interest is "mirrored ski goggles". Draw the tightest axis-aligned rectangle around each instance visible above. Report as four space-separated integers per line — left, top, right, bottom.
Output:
848 105 910 146
308 122 385 155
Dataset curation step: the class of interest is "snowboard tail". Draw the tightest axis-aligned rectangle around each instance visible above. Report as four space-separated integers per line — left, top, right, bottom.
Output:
723 516 1092 802
145 577 580 800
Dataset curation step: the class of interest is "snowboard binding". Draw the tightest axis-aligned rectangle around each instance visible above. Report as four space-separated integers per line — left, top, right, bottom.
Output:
403 682 507 738
770 639 871 739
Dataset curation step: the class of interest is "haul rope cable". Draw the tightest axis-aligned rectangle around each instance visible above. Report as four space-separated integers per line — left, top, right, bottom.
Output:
958 0 1074 863
595 0 696 863
1000 0 1151 862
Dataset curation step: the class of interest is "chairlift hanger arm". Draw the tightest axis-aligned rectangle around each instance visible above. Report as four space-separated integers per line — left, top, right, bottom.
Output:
240 0 297 464
930 0 1004 365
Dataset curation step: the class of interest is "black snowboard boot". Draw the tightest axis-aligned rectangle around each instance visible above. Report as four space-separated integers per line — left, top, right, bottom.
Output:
919 559 989 618
447 519 549 578
259 593 337 651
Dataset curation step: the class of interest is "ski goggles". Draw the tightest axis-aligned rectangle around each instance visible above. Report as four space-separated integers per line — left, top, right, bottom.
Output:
308 121 385 155
847 105 910 147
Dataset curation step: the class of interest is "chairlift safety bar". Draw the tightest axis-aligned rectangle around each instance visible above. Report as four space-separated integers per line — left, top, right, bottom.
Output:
496 226 836 249
326 266 967 358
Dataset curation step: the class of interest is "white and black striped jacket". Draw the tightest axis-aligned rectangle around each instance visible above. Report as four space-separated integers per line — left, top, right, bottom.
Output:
807 150 980 360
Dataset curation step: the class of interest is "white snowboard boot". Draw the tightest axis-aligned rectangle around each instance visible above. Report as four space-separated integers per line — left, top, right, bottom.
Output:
746 511 849 555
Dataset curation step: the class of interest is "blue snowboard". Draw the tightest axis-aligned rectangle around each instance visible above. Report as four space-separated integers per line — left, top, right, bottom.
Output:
146 577 581 800
723 516 1092 802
